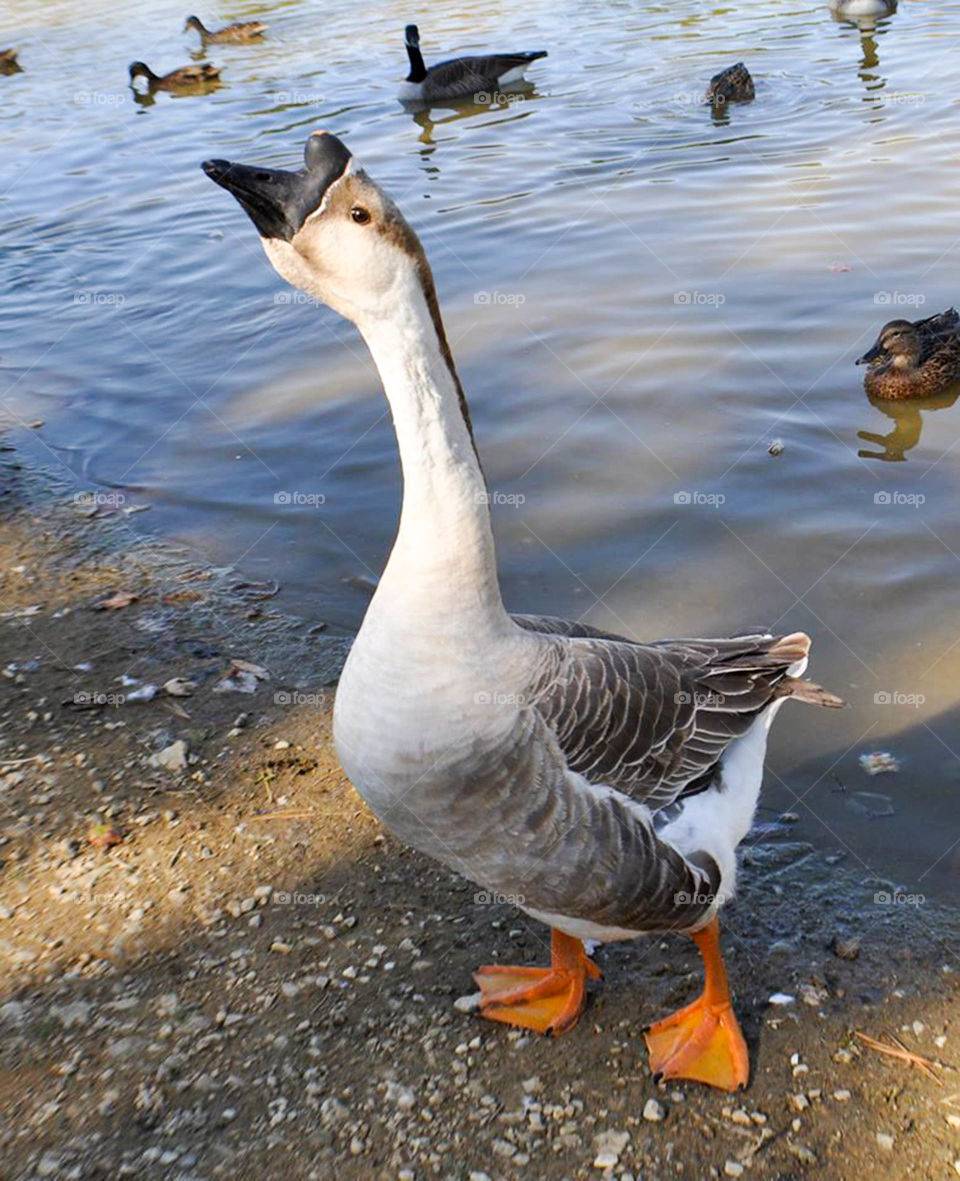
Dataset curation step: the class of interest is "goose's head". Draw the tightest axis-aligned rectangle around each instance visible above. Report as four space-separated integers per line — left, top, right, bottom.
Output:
857 320 921 371
203 131 435 327
183 16 204 34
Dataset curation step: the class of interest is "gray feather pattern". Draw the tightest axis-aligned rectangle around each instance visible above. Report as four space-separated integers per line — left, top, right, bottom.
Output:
517 616 800 809
371 703 721 933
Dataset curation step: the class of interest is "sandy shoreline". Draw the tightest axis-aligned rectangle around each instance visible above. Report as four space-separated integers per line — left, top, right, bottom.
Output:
1 450 958 1180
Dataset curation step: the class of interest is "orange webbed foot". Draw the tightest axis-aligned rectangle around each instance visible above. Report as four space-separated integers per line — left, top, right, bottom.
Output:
643 917 750 1092
473 930 600 1036
644 994 749 1091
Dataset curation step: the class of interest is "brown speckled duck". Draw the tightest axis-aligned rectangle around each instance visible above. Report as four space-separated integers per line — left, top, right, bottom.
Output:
184 15 266 44
129 61 221 91
858 308 960 400
707 63 754 106
0 49 22 75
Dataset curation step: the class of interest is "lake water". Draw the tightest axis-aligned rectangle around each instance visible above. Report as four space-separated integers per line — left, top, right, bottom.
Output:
2 0 959 899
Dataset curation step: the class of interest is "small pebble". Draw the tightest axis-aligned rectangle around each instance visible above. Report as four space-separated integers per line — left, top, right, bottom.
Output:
642 1098 665 1122
876 1132 895 1151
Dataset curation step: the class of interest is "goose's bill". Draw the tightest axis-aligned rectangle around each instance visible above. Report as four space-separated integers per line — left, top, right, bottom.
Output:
857 340 884 366
202 132 352 242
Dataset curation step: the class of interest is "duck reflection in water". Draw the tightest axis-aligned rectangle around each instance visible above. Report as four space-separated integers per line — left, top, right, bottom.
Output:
857 386 960 463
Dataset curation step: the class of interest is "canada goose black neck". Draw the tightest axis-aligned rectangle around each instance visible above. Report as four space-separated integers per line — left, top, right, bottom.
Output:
405 25 427 83
185 16 208 35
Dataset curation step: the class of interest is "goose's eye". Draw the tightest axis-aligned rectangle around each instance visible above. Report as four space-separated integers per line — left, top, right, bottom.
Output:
350 206 371 225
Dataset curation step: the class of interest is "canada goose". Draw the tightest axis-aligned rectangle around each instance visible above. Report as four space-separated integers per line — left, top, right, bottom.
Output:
0 49 21 75
129 61 221 91
184 15 266 44
399 24 547 104
857 309 960 399
707 63 755 105
829 0 897 17
203 131 842 1090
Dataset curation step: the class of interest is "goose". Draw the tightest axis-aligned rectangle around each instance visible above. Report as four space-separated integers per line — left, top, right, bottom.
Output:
184 15 266 44
829 0 897 17
706 63 755 106
0 48 21 75
129 61 220 91
399 24 547 104
857 308 960 399
203 131 843 1090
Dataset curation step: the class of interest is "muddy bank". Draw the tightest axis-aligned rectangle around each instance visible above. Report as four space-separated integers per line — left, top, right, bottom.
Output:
1 454 958 1181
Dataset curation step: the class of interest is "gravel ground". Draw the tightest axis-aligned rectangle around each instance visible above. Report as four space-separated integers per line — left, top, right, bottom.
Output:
1 453 959 1181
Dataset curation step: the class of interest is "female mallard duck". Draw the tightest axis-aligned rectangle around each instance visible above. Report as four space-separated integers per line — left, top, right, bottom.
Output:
203 131 843 1091
829 0 897 17
129 61 220 91
707 63 754 105
0 48 21 74
857 308 960 399
184 15 266 44
399 24 547 104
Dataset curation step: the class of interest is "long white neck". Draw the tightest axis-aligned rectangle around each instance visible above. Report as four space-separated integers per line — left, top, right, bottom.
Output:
356 279 509 636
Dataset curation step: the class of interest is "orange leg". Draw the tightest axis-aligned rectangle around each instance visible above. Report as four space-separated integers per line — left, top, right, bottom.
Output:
473 929 601 1035
643 918 749 1091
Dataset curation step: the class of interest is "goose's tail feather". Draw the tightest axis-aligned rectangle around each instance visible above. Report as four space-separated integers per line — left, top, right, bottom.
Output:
776 676 846 709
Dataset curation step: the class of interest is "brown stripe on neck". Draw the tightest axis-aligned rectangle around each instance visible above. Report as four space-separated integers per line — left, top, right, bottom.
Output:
416 257 480 455
383 214 483 469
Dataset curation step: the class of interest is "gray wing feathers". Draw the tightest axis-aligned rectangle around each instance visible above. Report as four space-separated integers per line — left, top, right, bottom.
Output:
526 632 804 808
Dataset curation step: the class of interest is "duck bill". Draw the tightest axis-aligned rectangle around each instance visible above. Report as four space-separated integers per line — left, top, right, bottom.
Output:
202 132 352 242
857 340 884 366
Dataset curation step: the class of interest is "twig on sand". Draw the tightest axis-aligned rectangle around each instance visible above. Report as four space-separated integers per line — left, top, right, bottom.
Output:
855 1030 945 1083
